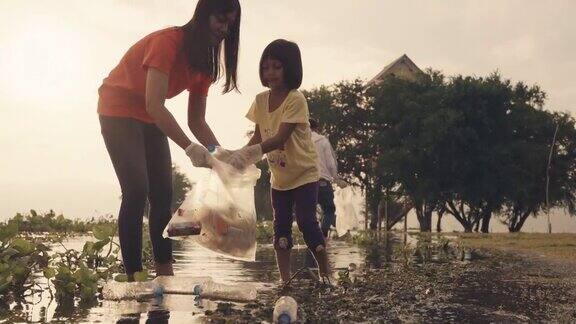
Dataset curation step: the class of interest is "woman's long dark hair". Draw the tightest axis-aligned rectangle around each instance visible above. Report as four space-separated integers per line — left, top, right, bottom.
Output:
181 0 240 93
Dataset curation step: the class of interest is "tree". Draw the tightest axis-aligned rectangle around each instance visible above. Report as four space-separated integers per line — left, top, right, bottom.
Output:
377 195 413 231
254 159 273 221
143 165 193 218
367 71 447 231
242 129 274 221
500 103 576 232
439 73 513 232
305 71 576 233
171 165 193 213
305 80 396 229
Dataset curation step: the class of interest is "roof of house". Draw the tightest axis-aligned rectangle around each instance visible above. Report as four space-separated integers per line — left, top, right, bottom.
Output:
367 54 423 86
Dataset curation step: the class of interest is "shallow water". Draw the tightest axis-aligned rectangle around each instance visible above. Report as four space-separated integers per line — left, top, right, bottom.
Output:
1 236 365 323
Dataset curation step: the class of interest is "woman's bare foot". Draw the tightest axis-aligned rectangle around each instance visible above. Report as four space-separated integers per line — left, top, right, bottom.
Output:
154 262 174 276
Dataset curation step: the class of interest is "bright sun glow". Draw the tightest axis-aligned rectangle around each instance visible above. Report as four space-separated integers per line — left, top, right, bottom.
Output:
0 14 91 109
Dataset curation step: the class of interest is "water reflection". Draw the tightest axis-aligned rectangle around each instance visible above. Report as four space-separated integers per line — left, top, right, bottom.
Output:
1 231 476 323
363 232 396 268
1 236 365 323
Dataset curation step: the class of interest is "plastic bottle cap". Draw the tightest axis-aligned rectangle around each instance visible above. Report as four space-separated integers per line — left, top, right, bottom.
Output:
154 285 164 296
207 144 218 153
278 313 291 324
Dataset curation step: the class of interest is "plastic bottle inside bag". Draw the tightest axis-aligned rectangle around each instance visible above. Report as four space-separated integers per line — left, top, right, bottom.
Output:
201 206 243 235
166 219 202 237
164 201 203 238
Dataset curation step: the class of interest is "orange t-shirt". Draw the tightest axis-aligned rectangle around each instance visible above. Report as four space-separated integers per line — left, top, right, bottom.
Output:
97 27 211 123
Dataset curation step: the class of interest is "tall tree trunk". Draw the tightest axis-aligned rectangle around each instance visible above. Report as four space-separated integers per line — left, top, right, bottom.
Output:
509 210 532 232
385 203 412 231
480 211 491 233
369 198 379 230
415 202 433 232
445 201 473 233
419 213 432 232
370 212 378 230
436 211 444 233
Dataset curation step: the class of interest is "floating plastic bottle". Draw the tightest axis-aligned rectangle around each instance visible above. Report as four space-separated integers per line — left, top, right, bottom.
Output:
152 275 212 294
273 296 297 324
102 281 160 300
194 281 257 302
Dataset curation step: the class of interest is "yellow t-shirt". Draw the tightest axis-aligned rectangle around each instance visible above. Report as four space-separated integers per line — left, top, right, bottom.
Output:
246 90 319 191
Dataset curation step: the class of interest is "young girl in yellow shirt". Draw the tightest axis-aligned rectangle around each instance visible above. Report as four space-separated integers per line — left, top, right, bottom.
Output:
226 39 330 283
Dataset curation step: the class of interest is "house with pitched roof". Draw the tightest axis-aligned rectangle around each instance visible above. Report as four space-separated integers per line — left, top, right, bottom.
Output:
367 54 424 86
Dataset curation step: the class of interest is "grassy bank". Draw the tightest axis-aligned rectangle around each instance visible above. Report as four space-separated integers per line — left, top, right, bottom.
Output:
3 210 116 234
457 232 576 262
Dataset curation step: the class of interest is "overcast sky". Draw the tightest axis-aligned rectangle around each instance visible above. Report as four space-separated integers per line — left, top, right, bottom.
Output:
0 0 575 230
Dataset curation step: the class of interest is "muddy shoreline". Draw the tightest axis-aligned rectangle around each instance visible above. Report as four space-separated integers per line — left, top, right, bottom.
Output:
205 246 576 323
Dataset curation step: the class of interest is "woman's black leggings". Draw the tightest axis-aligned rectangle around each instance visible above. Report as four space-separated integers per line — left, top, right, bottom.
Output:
100 115 173 274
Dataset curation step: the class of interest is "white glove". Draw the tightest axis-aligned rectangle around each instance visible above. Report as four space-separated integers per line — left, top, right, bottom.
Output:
185 142 212 168
212 147 235 164
227 145 263 170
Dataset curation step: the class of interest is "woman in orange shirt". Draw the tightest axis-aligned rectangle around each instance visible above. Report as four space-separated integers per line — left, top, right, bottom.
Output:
97 0 240 280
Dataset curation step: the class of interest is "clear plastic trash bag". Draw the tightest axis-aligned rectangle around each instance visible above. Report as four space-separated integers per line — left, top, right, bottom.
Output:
164 158 261 261
334 186 360 237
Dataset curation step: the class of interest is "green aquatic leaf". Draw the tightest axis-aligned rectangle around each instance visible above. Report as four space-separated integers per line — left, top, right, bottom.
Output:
11 263 30 283
82 241 95 255
0 263 9 274
73 266 94 284
1 248 19 261
80 285 96 300
92 224 116 241
56 265 72 277
65 281 76 294
11 238 35 255
93 239 110 252
43 267 56 279
134 270 148 282
0 222 19 243
92 228 107 241
106 255 118 264
0 274 13 293
114 274 128 282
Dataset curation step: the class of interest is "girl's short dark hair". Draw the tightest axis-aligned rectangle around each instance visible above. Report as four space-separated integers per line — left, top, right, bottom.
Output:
181 0 241 93
259 39 303 90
